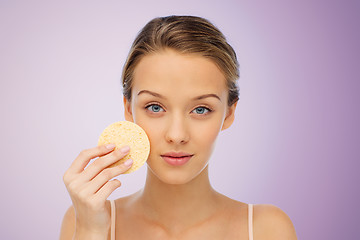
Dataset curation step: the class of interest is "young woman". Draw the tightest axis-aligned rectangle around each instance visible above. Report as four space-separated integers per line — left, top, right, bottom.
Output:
60 15 297 240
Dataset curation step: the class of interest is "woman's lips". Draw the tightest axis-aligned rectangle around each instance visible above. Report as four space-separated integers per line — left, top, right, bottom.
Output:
161 152 194 166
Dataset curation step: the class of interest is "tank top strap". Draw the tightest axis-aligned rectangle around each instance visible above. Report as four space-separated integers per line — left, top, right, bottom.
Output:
110 200 116 240
248 204 254 240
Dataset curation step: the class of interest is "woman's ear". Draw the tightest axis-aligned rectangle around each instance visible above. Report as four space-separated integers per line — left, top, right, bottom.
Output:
221 101 237 131
123 96 134 122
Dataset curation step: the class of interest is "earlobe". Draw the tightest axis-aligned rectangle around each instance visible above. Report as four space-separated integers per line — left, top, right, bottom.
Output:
221 101 237 131
123 96 134 122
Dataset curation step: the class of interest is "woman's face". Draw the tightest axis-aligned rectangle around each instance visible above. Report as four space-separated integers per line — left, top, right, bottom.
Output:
124 49 236 184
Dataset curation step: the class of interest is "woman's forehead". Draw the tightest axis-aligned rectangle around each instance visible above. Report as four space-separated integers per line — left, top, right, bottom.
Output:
132 49 227 94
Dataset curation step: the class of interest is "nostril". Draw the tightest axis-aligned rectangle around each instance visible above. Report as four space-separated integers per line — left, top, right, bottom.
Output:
165 118 190 144
165 130 189 144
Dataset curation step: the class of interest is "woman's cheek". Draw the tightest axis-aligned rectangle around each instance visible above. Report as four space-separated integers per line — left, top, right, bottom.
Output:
135 111 164 143
191 121 221 152
195 113 223 135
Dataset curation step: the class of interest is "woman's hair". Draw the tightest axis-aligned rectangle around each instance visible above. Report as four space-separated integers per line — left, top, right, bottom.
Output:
122 15 239 106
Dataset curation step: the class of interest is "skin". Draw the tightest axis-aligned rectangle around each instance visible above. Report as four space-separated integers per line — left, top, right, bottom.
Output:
60 49 297 239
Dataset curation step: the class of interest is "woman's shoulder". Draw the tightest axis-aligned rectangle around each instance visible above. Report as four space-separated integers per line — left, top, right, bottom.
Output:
113 193 136 208
222 196 297 239
252 204 297 240
59 205 76 240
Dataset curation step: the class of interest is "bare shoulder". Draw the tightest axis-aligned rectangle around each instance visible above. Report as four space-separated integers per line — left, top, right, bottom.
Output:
59 205 76 240
253 204 297 240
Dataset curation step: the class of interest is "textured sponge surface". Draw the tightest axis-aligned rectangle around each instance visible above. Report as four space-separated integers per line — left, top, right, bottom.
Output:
98 121 150 174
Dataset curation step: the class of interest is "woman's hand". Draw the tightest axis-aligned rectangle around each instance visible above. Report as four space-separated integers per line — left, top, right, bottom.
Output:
62 144 133 239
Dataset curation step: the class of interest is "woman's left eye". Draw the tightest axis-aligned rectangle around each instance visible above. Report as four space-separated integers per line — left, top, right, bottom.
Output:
192 106 211 115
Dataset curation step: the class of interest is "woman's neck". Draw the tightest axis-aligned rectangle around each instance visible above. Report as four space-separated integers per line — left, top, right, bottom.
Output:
135 166 224 234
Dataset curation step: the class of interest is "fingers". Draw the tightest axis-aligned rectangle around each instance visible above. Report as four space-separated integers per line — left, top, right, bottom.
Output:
79 146 130 183
84 159 133 195
68 144 117 174
62 144 133 234
63 145 132 202
94 159 133 199
67 158 132 211
95 179 122 200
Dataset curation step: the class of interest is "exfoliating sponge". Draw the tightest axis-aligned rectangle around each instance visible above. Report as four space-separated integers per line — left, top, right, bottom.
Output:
98 121 150 174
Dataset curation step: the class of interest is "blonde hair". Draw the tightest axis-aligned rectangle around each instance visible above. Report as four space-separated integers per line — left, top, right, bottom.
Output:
122 15 239 106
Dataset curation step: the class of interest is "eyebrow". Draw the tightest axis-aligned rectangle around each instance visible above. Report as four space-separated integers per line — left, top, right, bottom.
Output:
137 90 221 101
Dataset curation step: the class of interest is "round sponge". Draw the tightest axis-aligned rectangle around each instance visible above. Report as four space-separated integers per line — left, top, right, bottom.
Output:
98 121 150 174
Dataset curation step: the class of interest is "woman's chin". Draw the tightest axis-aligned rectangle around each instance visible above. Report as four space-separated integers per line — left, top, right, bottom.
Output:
146 164 208 185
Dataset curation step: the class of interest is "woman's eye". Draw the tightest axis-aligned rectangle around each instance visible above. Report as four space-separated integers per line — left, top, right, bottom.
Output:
192 106 211 115
146 104 164 113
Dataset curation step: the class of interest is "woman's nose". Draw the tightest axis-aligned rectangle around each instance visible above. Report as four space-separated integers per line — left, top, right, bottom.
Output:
165 116 189 144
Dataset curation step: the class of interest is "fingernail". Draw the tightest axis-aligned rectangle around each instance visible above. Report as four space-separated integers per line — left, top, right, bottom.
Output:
106 144 116 149
120 145 130 153
124 159 133 167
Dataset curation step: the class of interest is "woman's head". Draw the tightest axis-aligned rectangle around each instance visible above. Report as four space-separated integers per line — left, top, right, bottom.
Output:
122 16 239 184
122 15 239 107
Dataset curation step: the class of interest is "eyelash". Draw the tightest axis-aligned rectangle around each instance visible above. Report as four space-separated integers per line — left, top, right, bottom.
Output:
144 103 213 115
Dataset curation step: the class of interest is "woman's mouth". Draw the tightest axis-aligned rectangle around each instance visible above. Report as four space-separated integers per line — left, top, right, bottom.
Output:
161 152 194 166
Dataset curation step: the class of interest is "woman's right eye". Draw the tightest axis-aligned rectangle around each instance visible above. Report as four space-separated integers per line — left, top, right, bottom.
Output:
145 104 164 113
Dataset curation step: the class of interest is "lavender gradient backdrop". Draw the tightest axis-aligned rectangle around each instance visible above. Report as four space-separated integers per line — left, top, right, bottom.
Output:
1 0 359 239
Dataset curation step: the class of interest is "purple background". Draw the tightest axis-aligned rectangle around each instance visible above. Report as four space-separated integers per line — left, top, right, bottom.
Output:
1 0 359 239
